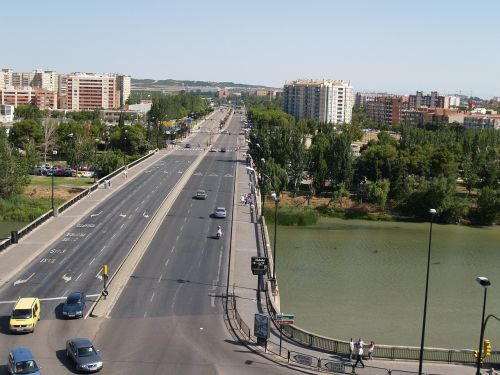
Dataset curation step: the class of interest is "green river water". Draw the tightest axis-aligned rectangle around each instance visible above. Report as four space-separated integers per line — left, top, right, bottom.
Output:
0 221 28 240
271 217 500 350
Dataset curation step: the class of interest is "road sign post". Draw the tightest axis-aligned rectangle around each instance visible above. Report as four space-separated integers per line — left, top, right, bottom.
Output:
276 313 294 356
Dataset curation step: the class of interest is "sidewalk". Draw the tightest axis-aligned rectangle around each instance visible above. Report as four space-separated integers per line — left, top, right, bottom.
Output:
228 145 479 375
0 149 169 287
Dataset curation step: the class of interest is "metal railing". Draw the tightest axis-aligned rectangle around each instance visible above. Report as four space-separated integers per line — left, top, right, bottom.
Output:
247 161 500 368
1 149 158 253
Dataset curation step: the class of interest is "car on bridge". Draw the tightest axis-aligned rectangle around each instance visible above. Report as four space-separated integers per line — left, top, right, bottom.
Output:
195 190 208 200
62 292 86 319
8 347 41 375
66 338 103 373
215 207 227 218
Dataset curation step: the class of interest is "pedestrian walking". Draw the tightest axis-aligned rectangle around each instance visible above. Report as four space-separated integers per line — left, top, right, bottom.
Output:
348 338 354 361
354 342 365 368
240 195 245 205
368 341 375 360
108 180 111 188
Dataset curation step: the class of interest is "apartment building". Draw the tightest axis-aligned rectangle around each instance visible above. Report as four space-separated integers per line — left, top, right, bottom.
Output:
464 115 500 130
116 74 131 106
365 96 404 126
402 108 465 127
354 92 392 108
408 91 449 110
0 104 14 123
0 87 57 109
64 73 120 110
283 79 354 124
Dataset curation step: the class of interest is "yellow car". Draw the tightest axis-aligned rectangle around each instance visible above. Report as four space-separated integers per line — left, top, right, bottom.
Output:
9 298 41 333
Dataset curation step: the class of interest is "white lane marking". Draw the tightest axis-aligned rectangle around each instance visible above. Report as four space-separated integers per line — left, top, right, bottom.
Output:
158 274 163 283
99 246 106 253
0 294 101 304
111 233 117 239
89 257 96 265
216 250 223 281
180 225 184 232
60 256 68 265
119 213 126 218
13 273 36 286
76 273 83 281
165 259 170 267
171 247 175 253
150 292 155 303
90 211 103 217
143 212 149 218
62 273 72 283
141 200 145 204
176 234 180 241
184 217 187 222
135 207 139 212
120 223 125 229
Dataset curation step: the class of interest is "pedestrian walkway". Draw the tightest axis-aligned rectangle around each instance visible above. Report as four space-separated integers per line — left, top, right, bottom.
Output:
228 145 480 375
0 149 170 287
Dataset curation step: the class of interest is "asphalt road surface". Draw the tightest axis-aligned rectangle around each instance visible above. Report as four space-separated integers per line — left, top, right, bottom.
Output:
0 109 295 374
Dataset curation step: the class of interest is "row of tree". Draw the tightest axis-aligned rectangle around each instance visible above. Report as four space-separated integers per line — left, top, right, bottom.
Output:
247 103 500 225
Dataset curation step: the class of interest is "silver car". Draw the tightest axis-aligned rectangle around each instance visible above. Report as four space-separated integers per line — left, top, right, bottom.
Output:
215 207 227 218
196 190 208 200
66 338 103 373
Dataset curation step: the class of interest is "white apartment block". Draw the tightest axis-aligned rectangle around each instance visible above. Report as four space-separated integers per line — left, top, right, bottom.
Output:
283 79 354 124
116 74 131 106
64 73 119 110
464 115 500 130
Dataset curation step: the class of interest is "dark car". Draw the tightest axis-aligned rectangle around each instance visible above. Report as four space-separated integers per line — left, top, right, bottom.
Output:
66 338 103 373
220 147 226 152
62 292 86 319
8 347 41 375
185 143 192 148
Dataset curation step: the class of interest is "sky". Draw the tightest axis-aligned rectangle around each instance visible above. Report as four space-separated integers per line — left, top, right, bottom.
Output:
3 0 500 98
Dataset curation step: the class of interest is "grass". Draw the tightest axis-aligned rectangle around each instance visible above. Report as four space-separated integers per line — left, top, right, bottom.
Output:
0 196 65 221
29 176 94 187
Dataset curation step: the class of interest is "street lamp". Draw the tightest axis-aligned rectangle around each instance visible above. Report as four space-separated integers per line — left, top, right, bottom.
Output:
418 208 437 375
476 276 491 375
123 129 128 166
271 192 279 280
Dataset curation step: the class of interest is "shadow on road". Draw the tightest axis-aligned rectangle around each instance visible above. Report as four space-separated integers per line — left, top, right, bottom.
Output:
0 315 11 335
54 302 64 320
56 349 78 374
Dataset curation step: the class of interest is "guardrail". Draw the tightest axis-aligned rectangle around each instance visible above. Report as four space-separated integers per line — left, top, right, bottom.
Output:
1 149 159 253
247 162 500 367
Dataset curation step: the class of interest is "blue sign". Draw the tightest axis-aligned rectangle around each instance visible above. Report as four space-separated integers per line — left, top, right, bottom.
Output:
254 314 270 339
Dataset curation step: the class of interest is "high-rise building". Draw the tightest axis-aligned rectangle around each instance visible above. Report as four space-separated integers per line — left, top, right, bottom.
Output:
116 74 131 107
64 73 119 110
283 79 354 124
365 96 404 126
354 92 392 108
408 91 449 110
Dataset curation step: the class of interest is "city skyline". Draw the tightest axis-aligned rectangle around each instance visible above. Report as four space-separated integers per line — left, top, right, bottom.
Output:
3 0 499 98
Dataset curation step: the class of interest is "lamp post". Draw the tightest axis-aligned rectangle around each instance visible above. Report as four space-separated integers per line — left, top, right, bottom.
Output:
476 276 491 375
418 208 437 375
271 192 279 280
123 129 128 166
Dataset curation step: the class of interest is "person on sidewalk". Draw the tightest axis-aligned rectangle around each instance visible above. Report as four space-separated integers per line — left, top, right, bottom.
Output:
348 338 354 361
368 341 375 360
354 341 365 368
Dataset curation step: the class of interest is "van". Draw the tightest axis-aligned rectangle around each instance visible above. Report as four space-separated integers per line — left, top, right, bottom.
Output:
9 298 41 333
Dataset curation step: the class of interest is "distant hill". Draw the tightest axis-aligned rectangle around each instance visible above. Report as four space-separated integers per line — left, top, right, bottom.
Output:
132 78 271 89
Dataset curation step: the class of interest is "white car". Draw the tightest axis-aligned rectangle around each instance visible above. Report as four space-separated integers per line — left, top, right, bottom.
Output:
214 207 227 218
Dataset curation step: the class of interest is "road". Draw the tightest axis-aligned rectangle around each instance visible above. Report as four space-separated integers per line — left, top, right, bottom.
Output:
0 109 295 374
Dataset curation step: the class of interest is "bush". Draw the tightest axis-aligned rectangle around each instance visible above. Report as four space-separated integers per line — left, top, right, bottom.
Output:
0 195 64 221
264 206 318 226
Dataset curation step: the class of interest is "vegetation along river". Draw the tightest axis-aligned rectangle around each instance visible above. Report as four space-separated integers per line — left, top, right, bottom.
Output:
271 217 500 350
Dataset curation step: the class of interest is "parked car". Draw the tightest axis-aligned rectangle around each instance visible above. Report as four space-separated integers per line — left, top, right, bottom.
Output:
214 207 227 218
77 171 94 178
62 292 86 319
220 147 227 152
195 190 208 200
66 338 103 373
8 347 41 375
185 143 192 148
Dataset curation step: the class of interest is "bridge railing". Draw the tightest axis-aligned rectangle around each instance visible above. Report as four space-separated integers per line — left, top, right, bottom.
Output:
1 149 158 253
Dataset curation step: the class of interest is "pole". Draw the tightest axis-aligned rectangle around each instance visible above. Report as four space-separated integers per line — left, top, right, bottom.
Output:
418 213 434 375
94 140 98 183
272 198 278 279
51 171 54 214
279 325 283 357
476 288 488 375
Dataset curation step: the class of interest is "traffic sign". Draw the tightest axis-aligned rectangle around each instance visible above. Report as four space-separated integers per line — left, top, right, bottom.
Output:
276 313 294 325
251 256 268 275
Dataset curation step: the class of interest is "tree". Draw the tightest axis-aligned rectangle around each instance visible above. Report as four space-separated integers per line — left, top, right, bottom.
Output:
41 117 58 163
0 128 30 199
367 179 390 211
14 104 41 120
308 133 329 194
9 120 43 149
469 187 500 225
